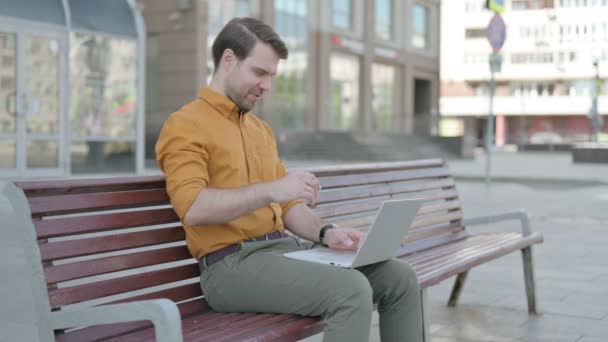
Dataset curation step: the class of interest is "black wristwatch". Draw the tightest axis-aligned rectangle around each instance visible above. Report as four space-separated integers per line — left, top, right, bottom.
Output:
319 223 337 247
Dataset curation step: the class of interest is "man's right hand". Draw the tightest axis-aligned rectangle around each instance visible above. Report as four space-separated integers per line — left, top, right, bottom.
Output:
269 171 321 206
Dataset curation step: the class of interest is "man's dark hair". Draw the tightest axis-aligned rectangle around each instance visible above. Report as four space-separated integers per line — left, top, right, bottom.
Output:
212 17 288 72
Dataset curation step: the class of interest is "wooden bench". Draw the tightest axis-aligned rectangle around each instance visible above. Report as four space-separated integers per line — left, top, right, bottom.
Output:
9 159 543 342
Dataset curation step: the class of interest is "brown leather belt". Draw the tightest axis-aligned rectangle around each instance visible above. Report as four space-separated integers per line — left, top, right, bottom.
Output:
198 230 285 273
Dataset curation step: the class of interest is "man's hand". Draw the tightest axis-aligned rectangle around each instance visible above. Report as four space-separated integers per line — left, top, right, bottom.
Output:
323 227 366 251
269 171 321 206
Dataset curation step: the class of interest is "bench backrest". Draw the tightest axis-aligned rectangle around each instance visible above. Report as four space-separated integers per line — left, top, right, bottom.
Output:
14 158 463 341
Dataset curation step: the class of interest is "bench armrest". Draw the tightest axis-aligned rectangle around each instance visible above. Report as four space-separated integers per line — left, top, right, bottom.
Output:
462 210 532 236
50 299 183 342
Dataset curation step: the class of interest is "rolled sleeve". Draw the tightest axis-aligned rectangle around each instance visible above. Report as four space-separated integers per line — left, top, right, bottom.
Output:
276 159 303 217
156 115 209 220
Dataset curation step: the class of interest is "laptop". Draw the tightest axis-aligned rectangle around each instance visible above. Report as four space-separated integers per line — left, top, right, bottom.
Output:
284 199 423 268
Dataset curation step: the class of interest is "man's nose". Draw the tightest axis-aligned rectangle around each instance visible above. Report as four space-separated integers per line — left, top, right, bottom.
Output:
259 76 271 92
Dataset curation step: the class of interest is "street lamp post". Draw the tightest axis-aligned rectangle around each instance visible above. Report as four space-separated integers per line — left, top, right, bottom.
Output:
590 59 603 142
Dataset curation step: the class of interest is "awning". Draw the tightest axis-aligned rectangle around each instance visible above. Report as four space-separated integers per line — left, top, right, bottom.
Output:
0 0 137 38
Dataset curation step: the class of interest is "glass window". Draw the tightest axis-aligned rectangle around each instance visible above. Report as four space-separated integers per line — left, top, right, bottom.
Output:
371 63 396 132
412 4 429 49
207 0 258 84
27 140 58 168
0 140 16 168
466 28 486 39
0 32 16 134
274 0 308 130
332 0 353 30
329 53 359 131
25 36 60 135
70 33 137 141
71 141 136 174
375 0 394 41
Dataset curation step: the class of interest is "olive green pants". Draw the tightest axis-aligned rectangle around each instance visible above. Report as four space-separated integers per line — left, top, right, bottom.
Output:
200 237 422 342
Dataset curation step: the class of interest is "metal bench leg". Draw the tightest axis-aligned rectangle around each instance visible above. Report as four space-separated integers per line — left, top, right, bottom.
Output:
421 288 431 342
521 246 539 314
447 271 469 307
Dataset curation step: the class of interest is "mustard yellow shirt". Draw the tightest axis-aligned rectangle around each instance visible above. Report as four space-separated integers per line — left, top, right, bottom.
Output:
156 88 300 259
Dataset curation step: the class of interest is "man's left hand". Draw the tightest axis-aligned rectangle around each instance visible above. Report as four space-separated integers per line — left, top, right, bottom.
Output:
323 227 366 251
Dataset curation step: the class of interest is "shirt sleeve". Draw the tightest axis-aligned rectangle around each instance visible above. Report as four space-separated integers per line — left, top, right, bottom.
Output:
276 159 303 217
156 114 209 221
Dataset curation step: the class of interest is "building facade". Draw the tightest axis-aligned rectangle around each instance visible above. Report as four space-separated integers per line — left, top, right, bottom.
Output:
143 0 441 168
0 0 144 180
440 0 608 146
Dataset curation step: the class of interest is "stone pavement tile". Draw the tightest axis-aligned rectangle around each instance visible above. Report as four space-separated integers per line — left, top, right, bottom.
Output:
577 337 608 342
523 312 608 338
545 278 608 296
431 337 497 342
427 303 531 335
432 312 582 342
493 294 606 320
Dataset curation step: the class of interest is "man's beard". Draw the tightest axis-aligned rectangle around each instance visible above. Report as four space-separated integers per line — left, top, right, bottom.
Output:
226 85 253 114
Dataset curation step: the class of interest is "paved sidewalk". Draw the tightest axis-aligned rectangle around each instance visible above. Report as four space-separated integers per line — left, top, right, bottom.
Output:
446 149 608 185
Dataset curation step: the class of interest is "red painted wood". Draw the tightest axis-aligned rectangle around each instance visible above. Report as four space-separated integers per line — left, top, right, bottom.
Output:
35 207 178 239
49 264 199 307
45 245 193 283
40 226 184 262
28 189 170 217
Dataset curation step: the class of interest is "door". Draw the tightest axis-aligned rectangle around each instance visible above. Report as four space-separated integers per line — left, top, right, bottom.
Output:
0 27 67 179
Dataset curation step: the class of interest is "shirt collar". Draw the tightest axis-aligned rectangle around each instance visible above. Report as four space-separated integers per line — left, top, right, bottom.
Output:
199 87 244 122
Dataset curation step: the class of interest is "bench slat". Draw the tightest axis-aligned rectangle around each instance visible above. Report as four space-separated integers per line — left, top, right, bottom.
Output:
194 314 295 342
40 226 185 262
315 196 460 220
56 297 208 342
48 264 199 307
389 178 455 196
410 211 463 230
28 189 170 217
411 234 521 271
35 207 178 239
402 221 464 244
182 313 258 339
330 188 460 228
45 245 193 284
396 230 469 257
106 312 322 342
228 315 323 342
318 166 450 189
15 175 165 196
404 233 499 263
407 232 544 287
111 313 259 342
315 177 454 204
303 159 445 176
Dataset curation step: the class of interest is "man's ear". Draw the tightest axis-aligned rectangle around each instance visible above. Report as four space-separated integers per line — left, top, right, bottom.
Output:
221 49 237 70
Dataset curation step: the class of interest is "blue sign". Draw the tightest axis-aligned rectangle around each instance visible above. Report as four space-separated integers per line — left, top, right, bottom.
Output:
487 14 506 52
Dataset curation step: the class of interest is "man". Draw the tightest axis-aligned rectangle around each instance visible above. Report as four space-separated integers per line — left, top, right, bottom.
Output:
156 17 422 342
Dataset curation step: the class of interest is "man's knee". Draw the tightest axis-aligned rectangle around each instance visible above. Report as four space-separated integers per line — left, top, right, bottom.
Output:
383 259 420 294
329 270 374 314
